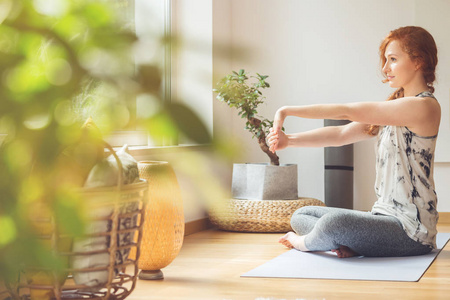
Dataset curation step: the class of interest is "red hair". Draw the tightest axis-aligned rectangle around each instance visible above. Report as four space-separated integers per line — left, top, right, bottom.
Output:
366 26 438 135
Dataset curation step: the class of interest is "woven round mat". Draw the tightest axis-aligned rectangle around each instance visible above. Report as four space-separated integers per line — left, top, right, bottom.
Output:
208 197 325 233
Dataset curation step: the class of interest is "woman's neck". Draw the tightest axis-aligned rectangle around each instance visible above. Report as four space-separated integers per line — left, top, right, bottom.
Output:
402 75 429 97
403 85 430 97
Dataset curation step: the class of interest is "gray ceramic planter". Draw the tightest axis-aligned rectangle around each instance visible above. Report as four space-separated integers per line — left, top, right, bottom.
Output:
231 163 298 200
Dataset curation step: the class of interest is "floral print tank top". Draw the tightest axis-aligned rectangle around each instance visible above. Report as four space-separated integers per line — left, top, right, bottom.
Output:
371 91 438 248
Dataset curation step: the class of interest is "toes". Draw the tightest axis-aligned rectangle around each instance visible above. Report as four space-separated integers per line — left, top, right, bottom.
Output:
282 242 293 249
331 249 343 258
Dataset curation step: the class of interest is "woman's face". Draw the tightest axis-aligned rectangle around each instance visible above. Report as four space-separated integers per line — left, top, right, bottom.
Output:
382 40 419 89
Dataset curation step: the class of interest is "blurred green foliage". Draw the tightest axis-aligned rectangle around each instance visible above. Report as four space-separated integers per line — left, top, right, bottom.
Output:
0 0 212 287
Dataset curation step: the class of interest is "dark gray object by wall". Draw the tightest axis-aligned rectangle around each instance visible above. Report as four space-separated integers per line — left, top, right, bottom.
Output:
324 119 353 209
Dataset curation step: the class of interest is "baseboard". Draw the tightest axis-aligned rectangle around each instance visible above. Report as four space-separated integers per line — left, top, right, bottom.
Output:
183 213 450 235
439 212 450 225
184 217 214 236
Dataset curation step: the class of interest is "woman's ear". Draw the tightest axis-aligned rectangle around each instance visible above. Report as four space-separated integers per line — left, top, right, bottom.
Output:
414 61 423 71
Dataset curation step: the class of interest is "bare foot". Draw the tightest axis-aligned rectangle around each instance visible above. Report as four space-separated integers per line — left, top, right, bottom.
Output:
278 232 308 251
279 232 295 249
331 246 359 258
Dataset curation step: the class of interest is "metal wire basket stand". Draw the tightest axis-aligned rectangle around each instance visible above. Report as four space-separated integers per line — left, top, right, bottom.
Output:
4 144 148 300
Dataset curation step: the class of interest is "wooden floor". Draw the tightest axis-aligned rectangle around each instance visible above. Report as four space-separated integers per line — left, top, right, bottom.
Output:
129 223 450 300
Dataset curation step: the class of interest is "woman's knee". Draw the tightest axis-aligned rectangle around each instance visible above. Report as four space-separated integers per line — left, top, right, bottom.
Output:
314 211 359 236
292 205 324 218
292 206 310 217
290 206 319 235
290 206 357 236
290 212 305 234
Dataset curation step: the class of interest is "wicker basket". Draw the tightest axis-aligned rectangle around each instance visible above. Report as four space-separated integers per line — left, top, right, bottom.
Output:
209 197 325 233
5 144 148 300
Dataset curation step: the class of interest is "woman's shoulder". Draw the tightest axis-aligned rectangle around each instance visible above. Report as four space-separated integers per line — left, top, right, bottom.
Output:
410 92 440 112
406 93 440 137
416 91 436 99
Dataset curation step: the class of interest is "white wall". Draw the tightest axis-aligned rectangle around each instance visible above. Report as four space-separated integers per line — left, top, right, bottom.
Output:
135 0 450 224
212 0 233 142
212 0 450 212
173 0 213 144
415 0 450 213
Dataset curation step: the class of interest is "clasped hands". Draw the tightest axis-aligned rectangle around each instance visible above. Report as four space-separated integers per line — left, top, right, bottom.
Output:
266 108 289 153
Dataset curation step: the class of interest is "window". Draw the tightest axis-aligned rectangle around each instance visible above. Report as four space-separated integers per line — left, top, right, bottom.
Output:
170 0 213 146
106 0 172 147
106 0 214 148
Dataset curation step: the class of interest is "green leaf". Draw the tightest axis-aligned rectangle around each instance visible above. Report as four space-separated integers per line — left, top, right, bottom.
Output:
54 191 86 236
166 102 211 144
238 69 245 76
137 64 162 94
0 51 24 70
83 3 114 28
0 216 16 247
144 111 178 142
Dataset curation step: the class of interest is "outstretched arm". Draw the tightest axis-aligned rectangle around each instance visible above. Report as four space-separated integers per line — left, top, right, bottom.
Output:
272 96 439 134
268 96 440 152
267 121 374 152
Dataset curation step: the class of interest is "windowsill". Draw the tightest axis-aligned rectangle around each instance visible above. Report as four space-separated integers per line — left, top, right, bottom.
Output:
105 131 213 156
124 143 212 157
0 133 211 157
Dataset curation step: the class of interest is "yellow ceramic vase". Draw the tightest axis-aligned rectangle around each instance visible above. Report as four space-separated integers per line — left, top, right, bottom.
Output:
137 161 184 280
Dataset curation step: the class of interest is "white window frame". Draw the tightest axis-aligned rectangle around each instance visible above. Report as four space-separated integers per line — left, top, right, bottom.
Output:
107 0 214 150
106 0 173 148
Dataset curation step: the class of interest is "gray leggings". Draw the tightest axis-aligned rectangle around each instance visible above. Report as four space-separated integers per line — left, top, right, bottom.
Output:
290 206 432 257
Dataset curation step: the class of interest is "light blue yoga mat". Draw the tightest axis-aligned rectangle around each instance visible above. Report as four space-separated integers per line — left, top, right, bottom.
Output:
242 233 450 282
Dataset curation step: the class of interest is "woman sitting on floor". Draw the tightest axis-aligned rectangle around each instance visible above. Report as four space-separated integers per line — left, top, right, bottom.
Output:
266 26 440 258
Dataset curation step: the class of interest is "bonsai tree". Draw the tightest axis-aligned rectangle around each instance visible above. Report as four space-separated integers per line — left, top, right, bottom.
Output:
214 69 280 165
